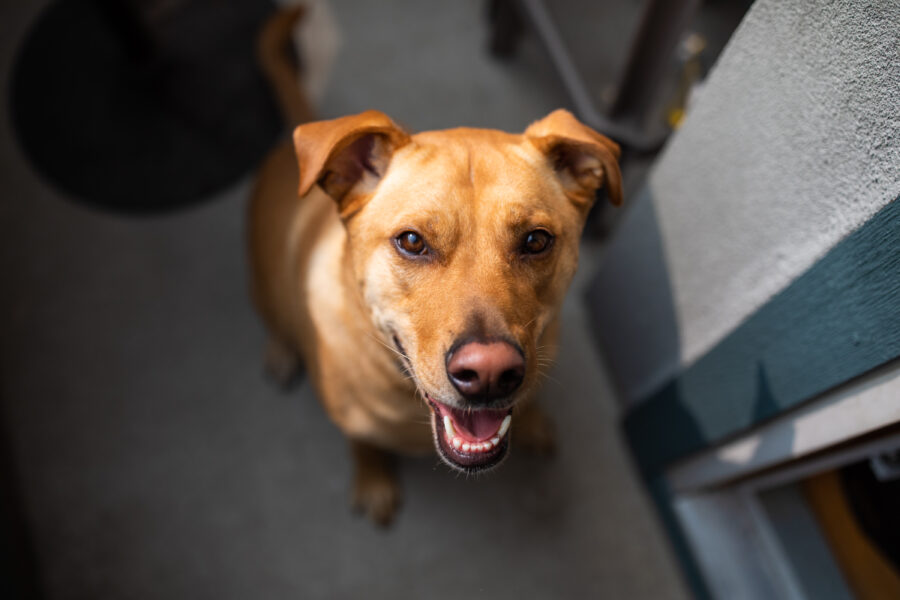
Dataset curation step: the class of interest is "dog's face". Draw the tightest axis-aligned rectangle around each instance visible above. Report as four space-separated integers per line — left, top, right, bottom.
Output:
294 110 621 472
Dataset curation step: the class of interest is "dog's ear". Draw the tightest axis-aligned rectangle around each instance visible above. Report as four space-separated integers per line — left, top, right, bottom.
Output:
524 109 623 209
293 110 410 218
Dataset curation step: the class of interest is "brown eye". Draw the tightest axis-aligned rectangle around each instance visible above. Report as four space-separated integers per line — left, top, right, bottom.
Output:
396 231 427 256
521 229 553 255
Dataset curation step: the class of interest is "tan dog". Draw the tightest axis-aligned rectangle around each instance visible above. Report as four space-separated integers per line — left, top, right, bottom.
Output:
248 7 626 527
248 108 622 524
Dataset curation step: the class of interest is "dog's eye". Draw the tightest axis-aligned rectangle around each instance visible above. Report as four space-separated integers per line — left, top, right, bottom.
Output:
521 229 554 255
396 231 428 256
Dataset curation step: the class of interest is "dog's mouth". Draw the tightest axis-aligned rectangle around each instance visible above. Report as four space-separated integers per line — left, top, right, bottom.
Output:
427 396 512 472
392 333 514 472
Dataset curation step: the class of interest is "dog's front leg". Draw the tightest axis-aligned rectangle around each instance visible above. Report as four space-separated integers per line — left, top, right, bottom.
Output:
350 440 401 527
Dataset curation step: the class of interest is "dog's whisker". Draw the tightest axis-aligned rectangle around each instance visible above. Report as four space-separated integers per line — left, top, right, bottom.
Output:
538 373 559 383
535 366 563 388
364 330 410 361
536 348 556 360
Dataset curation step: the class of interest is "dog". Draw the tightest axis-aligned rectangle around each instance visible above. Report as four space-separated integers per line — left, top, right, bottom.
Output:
248 10 623 527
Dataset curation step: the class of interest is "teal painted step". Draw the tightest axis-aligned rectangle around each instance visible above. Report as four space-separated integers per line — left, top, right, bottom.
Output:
625 197 900 475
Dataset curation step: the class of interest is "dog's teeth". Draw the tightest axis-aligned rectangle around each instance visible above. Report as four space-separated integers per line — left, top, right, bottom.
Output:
452 439 502 454
497 415 511 439
443 415 456 438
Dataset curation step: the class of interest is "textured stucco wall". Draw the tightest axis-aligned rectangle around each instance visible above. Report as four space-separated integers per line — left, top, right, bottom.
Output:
592 0 899 403
653 0 899 366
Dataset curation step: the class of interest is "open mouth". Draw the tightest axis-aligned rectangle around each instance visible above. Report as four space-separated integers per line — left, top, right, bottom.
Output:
427 397 512 472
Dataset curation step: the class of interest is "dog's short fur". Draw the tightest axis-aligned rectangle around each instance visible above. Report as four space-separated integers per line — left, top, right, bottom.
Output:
249 12 622 526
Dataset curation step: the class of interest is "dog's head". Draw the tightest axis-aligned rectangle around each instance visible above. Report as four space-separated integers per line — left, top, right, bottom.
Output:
293 109 622 472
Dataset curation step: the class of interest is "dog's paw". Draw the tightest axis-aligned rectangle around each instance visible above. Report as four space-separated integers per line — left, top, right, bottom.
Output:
351 441 401 527
264 338 303 389
516 403 557 457
352 469 402 527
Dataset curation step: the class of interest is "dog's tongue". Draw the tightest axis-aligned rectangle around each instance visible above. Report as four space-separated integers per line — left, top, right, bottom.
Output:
434 402 507 442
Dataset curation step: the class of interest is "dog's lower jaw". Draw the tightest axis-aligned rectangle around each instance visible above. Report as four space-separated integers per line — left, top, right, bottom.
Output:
427 397 513 473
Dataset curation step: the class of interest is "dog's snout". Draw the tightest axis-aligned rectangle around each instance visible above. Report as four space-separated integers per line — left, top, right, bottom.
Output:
446 341 524 402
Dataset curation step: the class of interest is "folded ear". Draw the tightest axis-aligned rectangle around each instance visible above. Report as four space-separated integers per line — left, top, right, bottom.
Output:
524 109 623 208
293 110 410 218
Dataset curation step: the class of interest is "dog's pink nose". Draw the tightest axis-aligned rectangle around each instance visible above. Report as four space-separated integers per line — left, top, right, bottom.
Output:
447 341 524 402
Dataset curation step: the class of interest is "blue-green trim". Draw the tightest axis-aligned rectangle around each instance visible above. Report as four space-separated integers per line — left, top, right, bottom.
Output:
624 197 900 474
619 198 899 599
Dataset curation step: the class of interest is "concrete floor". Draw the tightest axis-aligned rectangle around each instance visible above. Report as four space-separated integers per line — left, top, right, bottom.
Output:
0 1 687 598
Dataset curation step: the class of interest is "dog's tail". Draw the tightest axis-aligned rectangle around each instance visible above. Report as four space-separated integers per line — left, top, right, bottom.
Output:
257 5 316 127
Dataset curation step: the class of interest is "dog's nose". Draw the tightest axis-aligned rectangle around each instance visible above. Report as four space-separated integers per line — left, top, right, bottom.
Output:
446 341 524 402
